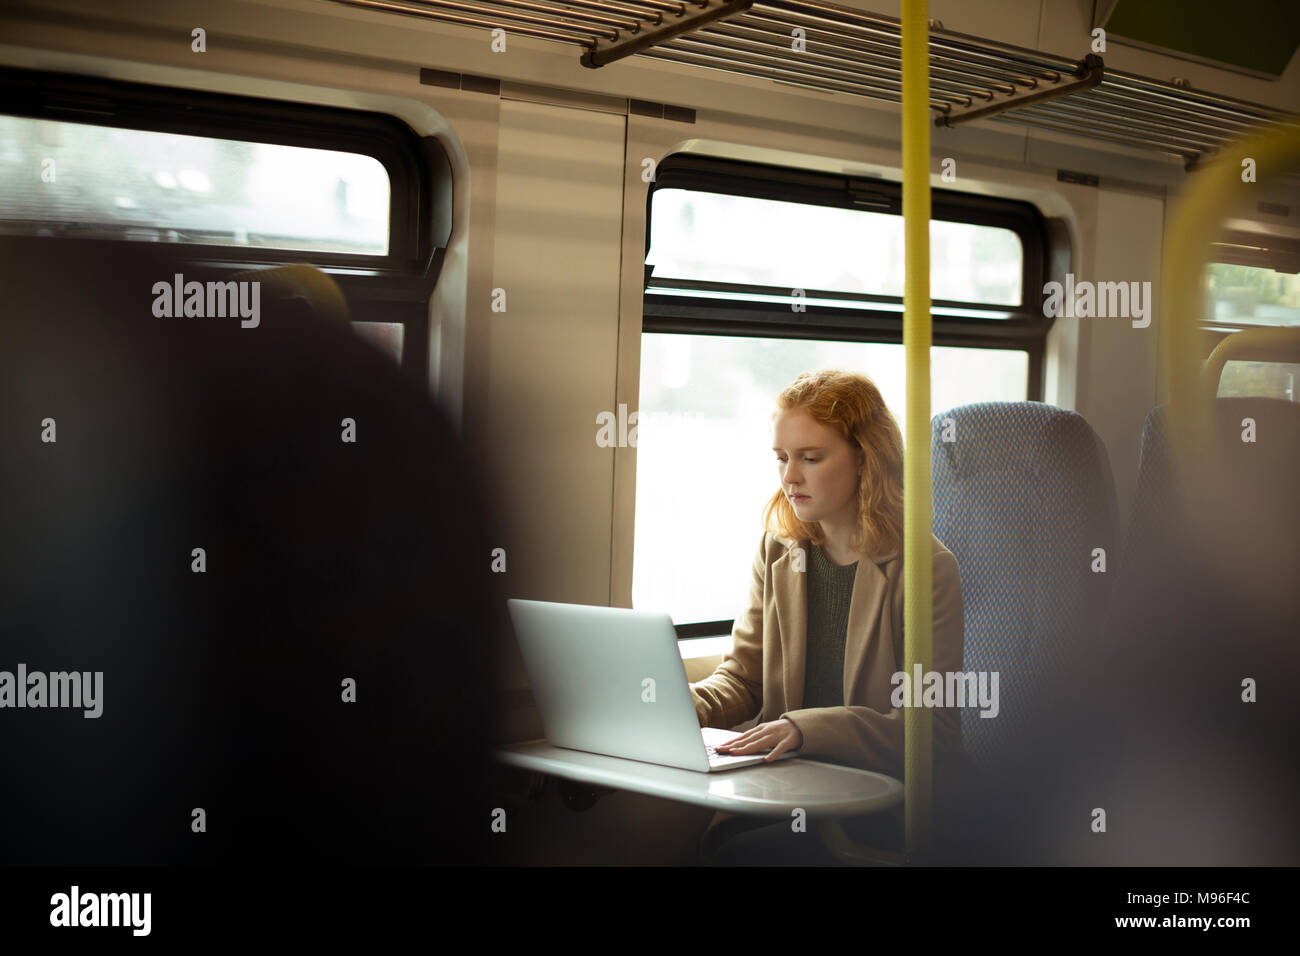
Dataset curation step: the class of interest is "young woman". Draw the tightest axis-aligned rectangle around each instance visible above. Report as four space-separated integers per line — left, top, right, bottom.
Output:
689 369 968 858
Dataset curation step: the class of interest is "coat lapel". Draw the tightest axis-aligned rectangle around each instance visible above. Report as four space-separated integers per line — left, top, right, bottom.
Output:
841 546 894 703
773 535 901 714
772 540 806 712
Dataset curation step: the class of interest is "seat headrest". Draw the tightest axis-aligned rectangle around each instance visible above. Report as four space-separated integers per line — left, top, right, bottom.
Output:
230 263 350 326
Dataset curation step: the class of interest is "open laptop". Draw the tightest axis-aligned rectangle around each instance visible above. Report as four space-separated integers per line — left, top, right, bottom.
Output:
506 598 799 773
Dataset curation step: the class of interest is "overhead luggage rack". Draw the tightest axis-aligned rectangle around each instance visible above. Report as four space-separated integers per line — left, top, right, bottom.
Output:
325 0 1300 169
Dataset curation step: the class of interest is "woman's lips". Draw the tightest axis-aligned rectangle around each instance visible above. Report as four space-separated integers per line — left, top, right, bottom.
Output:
791 495 809 502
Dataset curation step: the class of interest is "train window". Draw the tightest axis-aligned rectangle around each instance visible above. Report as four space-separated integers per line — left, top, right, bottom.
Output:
0 67 449 383
634 335 1028 626
0 114 390 254
635 155 1047 632
1204 262 1300 329
647 191 1024 307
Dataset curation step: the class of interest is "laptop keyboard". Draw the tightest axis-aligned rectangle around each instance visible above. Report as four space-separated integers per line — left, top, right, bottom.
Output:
707 743 763 761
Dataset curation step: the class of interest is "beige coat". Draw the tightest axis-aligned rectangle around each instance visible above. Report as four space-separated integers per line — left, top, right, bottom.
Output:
690 530 966 778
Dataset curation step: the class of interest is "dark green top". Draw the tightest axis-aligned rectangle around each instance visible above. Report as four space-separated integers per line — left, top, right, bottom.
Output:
802 542 858 708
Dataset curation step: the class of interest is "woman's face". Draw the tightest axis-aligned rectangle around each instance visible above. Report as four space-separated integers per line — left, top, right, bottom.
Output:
772 407 863 530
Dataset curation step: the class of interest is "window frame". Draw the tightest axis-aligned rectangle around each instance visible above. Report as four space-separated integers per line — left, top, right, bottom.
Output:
0 66 452 385
0 66 442 271
642 153 1052 400
639 154 1051 638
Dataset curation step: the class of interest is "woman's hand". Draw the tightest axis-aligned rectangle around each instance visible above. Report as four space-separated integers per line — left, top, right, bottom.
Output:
716 718 803 761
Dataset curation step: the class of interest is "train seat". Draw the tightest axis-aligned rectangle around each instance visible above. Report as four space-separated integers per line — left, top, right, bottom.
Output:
1114 395 1300 619
929 401 1121 772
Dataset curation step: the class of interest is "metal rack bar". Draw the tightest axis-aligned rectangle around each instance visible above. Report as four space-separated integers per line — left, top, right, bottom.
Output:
674 27 993 103
672 33 953 102
1054 91 1241 146
722 13 1034 91
1103 64 1299 117
555 0 666 25
618 0 694 13
988 110 1201 163
320 0 1300 166
1076 86 1267 135
582 0 755 67
489 1 644 33
747 5 1064 82
937 53 1103 126
1014 102 1219 154
768 1 1076 73
664 0 1298 164
636 43 949 108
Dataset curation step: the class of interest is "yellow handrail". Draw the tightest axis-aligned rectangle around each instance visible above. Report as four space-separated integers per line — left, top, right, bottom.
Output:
1160 125 1300 567
901 0 933 862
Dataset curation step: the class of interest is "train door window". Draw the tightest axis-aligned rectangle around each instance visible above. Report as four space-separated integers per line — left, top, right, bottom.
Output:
635 155 1049 630
0 67 449 382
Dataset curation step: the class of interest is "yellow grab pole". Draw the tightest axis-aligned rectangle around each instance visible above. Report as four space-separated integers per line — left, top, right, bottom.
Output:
900 0 933 861
1160 125 1300 583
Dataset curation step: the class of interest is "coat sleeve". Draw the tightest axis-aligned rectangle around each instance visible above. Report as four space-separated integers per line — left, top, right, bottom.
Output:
689 532 766 729
778 546 965 777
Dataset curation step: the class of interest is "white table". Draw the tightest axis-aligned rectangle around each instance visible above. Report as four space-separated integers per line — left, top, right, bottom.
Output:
498 738 902 816
497 739 907 863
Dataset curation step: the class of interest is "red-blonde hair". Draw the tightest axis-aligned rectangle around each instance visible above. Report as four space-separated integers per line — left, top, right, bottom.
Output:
761 369 905 555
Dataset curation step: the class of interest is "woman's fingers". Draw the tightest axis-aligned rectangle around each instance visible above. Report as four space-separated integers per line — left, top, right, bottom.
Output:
764 736 796 761
715 728 755 750
718 726 766 749
717 720 800 758
718 726 772 753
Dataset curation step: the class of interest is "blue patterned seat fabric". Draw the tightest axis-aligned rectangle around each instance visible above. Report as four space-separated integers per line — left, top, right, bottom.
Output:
929 401 1120 770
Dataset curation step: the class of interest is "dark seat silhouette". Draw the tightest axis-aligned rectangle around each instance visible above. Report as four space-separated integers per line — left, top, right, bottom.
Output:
0 242 506 865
